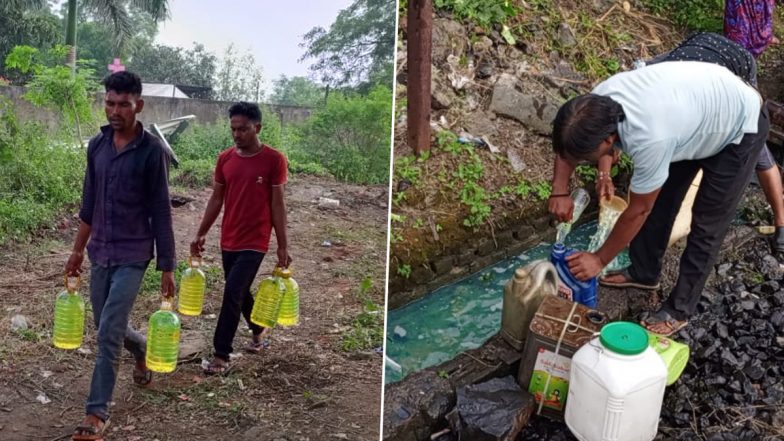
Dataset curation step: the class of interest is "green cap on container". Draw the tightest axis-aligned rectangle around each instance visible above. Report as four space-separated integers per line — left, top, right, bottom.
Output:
600 322 649 355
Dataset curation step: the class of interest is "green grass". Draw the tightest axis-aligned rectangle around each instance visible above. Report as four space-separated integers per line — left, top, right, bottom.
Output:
341 277 384 352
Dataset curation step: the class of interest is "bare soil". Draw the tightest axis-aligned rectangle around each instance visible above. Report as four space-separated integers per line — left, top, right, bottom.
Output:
0 175 388 441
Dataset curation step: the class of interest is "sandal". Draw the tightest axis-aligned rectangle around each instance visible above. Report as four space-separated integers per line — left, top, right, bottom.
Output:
133 365 152 386
600 268 660 291
203 358 232 376
245 338 270 354
641 309 689 337
72 415 110 441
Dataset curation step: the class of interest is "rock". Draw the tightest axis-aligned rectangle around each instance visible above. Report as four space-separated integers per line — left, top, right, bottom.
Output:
432 19 468 62
506 148 526 173
411 264 436 285
557 23 577 48
317 197 340 209
472 36 494 54
432 67 458 110
476 62 494 79
489 74 558 135
448 376 534 441
10 314 28 331
383 370 456 441
462 111 498 139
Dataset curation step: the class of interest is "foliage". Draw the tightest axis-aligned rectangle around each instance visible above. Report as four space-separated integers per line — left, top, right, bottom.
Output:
127 43 217 98
292 85 392 184
5 45 100 143
269 75 325 107
433 0 519 29
300 0 396 88
643 0 723 32
0 100 85 243
341 277 383 352
213 44 265 102
0 1 60 81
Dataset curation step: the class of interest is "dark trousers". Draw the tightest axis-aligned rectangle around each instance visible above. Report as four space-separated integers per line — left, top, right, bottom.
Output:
628 105 770 320
214 250 265 360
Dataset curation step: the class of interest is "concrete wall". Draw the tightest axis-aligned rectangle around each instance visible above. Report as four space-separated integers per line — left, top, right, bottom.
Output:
0 86 313 128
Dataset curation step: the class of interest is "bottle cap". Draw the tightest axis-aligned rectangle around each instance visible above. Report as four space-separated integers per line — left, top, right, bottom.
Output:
279 268 292 278
600 321 648 355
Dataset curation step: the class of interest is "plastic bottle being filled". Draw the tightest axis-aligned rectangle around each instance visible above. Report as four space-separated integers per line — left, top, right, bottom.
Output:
53 275 85 350
277 268 299 327
146 296 181 373
555 188 590 244
178 256 206 316
250 268 286 328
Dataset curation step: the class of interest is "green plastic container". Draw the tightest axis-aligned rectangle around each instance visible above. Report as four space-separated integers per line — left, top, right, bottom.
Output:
146 297 181 373
53 276 85 350
178 256 206 316
277 268 299 327
250 269 285 328
647 332 690 385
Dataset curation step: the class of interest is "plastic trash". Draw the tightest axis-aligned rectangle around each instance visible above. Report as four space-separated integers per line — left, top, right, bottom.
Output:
447 376 531 441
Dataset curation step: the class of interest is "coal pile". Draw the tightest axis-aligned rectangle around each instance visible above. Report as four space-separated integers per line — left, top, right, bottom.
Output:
518 238 784 441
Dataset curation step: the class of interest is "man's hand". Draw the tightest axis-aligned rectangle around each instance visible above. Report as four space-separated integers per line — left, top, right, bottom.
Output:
190 235 206 257
596 174 615 201
65 251 85 276
566 252 604 281
549 196 574 223
277 247 293 269
161 271 176 298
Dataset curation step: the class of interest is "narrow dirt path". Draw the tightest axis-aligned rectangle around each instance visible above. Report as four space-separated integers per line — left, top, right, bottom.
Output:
0 175 389 441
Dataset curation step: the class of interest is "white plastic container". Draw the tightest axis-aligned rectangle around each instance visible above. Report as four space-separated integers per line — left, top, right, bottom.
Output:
565 322 668 441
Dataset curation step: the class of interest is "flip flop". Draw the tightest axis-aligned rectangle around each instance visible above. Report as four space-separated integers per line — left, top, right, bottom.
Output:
245 339 270 354
203 359 233 376
641 309 689 337
72 416 110 441
599 268 660 291
133 366 152 386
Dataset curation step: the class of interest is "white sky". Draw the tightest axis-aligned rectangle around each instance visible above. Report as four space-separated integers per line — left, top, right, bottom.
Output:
154 0 354 92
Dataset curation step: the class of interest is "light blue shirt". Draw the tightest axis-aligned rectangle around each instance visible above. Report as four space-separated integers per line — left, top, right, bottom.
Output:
592 61 761 193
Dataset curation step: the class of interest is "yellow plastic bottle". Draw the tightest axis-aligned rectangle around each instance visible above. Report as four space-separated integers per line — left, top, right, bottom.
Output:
250 268 285 328
277 268 300 327
53 275 85 350
146 296 181 373
178 256 206 316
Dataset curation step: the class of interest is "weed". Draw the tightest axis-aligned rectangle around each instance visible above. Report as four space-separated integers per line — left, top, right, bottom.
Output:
434 0 520 29
532 181 552 201
437 370 449 379
397 264 412 279
341 277 383 352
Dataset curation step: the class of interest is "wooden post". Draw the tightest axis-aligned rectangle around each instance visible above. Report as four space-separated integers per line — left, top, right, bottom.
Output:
407 0 433 156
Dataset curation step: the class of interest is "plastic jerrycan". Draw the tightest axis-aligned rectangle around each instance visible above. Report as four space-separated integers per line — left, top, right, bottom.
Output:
178 256 206 316
53 275 86 350
276 268 300 327
501 260 558 350
566 322 668 441
550 243 598 308
146 296 181 373
250 268 286 328
647 332 690 385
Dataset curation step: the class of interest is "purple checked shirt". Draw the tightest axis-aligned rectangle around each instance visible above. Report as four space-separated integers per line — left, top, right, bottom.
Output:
79 124 175 272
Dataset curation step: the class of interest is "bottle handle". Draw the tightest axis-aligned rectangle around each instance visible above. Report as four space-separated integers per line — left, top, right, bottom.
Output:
188 255 203 268
65 274 80 293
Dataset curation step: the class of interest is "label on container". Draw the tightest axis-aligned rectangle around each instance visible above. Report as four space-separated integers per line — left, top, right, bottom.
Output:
557 282 573 302
528 347 571 411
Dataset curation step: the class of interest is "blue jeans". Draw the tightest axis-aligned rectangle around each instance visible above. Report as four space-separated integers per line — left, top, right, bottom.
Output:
85 260 149 421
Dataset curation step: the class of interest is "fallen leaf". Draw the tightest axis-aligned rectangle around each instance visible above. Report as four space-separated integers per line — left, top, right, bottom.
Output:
178 394 190 401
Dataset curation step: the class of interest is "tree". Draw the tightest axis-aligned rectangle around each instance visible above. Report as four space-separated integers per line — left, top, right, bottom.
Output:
127 43 217 96
269 76 324 107
0 1 60 81
300 0 396 88
64 0 170 70
213 44 264 102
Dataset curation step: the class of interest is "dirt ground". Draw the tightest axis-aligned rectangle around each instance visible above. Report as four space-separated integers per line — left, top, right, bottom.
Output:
0 175 389 441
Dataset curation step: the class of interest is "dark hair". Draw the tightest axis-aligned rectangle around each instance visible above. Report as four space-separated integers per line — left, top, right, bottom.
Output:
229 102 262 124
103 71 142 95
552 94 625 160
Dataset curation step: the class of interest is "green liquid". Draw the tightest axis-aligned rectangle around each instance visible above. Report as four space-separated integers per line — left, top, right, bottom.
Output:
250 276 285 328
277 276 300 327
146 306 180 373
53 290 85 350
178 267 206 316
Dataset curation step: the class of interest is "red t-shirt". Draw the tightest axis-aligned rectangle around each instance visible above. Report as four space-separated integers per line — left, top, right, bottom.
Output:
214 144 288 252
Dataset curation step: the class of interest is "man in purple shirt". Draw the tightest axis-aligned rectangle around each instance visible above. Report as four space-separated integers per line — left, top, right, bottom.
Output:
65 71 175 440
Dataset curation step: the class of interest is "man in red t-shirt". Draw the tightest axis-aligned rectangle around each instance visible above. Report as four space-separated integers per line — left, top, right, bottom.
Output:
190 102 291 374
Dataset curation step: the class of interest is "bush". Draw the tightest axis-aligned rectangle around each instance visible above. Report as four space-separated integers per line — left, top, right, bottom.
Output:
0 102 84 243
643 0 723 32
293 85 392 185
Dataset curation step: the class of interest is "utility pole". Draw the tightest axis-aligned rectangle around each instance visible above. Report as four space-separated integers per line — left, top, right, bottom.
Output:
407 0 433 156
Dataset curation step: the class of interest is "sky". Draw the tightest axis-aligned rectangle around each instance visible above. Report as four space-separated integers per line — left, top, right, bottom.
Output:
154 0 354 92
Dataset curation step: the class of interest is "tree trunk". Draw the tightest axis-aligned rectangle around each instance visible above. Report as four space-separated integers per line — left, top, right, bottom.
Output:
406 0 433 156
65 0 78 72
